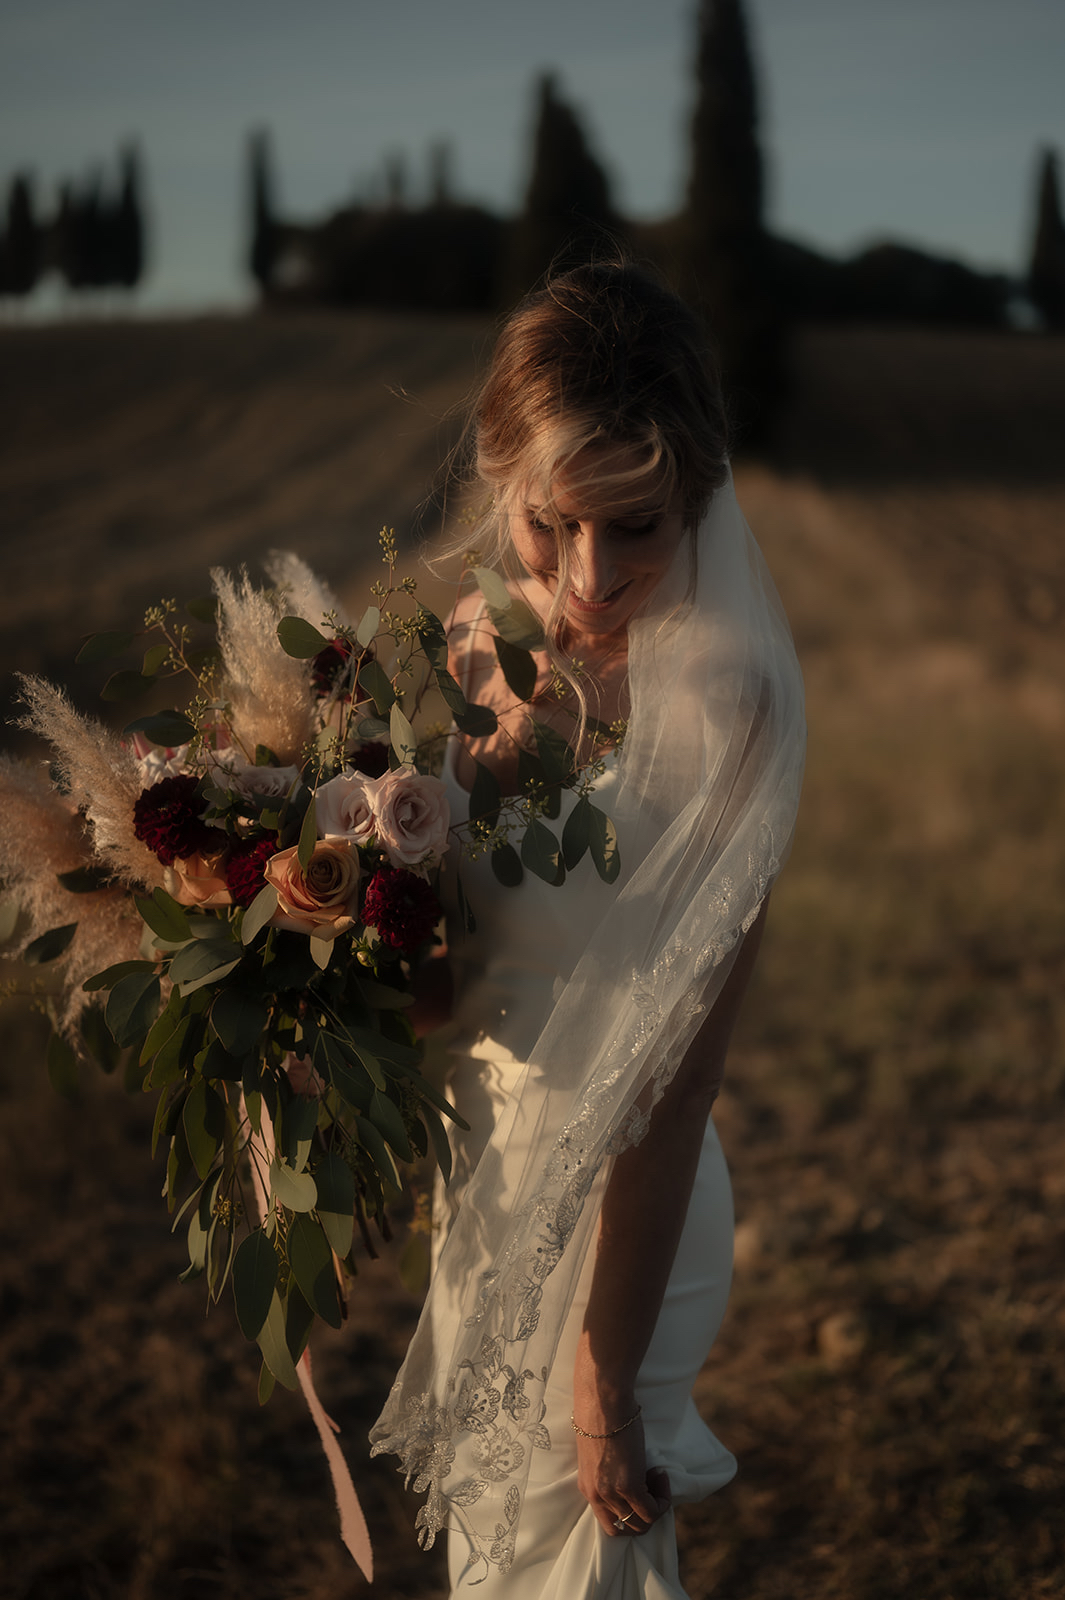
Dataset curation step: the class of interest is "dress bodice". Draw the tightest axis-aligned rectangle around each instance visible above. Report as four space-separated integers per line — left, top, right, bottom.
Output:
440 738 619 1065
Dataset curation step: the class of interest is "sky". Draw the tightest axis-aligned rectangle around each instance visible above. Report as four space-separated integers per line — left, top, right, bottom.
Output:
1 0 1063 313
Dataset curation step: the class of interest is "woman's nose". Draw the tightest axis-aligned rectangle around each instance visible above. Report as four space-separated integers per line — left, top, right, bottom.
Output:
571 527 616 599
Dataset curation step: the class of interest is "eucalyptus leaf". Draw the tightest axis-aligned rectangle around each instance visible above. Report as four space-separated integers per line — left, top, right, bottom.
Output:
490 842 523 887
313 1152 355 1258
532 720 576 785
470 565 512 612
456 872 476 934
256 1290 300 1389
389 702 417 766
180 1205 208 1280
355 604 381 647
309 933 332 971
82 958 154 992
561 794 592 869
416 608 448 669
280 1093 319 1168
493 635 538 701
421 1102 454 1186
357 658 396 715
169 937 241 995
270 1157 318 1213
355 1114 402 1195
183 1077 225 1181
142 642 170 676
431 667 468 719
123 710 198 747
75 629 136 665
135 888 192 944
454 702 498 738
468 759 501 825
276 615 330 658
186 595 218 624
105 969 161 1046
287 1214 342 1328
258 1363 276 1405
56 865 112 894
241 884 278 946
232 1230 278 1339
284 1282 315 1365
211 988 267 1056
521 817 565 886
24 923 77 965
588 803 622 884
81 1002 121 1073
488 597 545 651
369 1088 413 1162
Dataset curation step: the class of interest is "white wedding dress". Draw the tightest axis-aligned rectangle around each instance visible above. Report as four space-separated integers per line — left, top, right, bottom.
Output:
433 743 738 1599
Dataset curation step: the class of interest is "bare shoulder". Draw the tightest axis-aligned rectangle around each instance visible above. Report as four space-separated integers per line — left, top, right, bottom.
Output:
446 588 497 684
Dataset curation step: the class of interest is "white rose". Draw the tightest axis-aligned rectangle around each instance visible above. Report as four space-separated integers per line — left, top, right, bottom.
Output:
314 770 377 845
370 766 450 869
214 754 301 801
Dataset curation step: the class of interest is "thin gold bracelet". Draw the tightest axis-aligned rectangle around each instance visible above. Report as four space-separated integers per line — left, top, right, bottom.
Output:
571 1406 642 1440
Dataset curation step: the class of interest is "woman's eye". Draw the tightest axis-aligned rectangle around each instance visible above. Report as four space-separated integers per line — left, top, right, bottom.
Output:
616 517 662 537
528 516 553 535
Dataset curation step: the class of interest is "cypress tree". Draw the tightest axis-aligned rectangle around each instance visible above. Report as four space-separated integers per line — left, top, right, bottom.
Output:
1028 146 1065 331
505 72 620 302
248 128 278 292
682 0 783 438
5 173 40 296
116 142 146 289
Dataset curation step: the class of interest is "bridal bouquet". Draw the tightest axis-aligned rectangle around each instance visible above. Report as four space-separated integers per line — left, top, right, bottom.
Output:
0 535 621 1400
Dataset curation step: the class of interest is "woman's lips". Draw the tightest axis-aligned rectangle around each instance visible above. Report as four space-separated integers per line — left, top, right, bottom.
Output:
566 581 632 615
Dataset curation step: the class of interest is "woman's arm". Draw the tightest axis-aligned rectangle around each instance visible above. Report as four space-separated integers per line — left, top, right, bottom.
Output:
572 901 768 1536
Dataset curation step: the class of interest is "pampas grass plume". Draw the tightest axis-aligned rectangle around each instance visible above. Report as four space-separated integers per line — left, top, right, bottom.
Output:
213 565 315 766
16 678 164 890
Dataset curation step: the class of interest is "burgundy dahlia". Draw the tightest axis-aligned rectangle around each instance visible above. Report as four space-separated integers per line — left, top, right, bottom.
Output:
350 740 389 778
311 639 354 695
225 835 280 907
132 774 217 867
361 866 441 952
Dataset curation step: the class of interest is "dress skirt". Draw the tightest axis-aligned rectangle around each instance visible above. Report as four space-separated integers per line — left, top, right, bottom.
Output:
436 1052 738 1600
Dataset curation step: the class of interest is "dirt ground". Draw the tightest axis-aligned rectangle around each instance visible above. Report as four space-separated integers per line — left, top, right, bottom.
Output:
1 312 1063 1599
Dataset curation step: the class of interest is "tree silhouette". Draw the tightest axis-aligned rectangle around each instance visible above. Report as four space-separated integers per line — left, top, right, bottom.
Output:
682 0 783 437
115 143 146 289
3 173 40 296
248 128 279 292
505 72 620 303
1029 146 1065 331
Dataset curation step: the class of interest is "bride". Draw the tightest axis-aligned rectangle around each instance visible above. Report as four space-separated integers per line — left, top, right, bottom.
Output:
371 260 806 1598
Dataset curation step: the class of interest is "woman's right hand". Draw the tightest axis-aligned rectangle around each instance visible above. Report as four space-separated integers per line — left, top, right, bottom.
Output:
573 1412 672 1538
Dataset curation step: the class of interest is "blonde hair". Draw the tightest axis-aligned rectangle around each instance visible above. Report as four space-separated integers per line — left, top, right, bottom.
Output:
448 260 730 734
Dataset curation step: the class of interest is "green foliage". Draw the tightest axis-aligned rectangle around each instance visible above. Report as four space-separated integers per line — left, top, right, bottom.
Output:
276 615 330 658
123 710 199 747
23 923 77 965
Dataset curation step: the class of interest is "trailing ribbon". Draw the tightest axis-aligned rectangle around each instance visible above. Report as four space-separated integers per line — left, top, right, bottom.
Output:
245 1091 374 1582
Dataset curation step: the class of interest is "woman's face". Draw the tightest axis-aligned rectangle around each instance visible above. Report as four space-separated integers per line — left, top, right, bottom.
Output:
509 445 686 641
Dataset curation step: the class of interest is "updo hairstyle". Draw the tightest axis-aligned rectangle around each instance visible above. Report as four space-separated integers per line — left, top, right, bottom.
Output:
450 260 730 735
472 260 729 560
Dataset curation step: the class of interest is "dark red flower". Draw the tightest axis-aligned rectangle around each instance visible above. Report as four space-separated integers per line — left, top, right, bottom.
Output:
225 835 280 907
311 639 354 695
350 740 389 778
132 774 217 867
361 866 441 952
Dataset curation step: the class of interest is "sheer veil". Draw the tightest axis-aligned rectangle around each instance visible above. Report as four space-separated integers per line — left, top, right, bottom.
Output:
370 470 806 1574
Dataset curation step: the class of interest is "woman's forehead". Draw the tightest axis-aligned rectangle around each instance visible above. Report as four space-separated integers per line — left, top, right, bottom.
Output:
531 444 671 516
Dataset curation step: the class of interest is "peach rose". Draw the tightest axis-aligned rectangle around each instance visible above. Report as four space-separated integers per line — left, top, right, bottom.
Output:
371 766 450 869
314 769 377 845
264 839 360 941
164 852 233 908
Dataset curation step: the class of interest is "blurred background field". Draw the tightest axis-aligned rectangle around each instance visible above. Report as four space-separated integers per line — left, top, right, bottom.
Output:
0 308 1063 1599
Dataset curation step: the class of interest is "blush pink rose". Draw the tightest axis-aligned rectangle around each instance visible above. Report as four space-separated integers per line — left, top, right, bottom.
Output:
264 839 360 941
314 769 377 845
370 766 450 869
164 852 233 908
